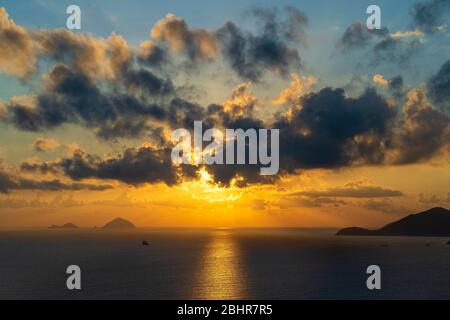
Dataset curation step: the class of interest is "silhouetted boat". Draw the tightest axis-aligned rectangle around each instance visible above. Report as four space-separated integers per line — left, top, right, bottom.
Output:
142 240 149 246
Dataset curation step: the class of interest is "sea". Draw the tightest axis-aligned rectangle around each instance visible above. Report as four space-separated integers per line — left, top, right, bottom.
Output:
0 228 450 300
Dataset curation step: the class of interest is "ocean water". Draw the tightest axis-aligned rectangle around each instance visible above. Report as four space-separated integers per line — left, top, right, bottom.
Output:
0 228 450 300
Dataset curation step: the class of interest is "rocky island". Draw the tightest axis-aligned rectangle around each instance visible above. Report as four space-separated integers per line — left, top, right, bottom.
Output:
49 223 78 229
102 217 136 229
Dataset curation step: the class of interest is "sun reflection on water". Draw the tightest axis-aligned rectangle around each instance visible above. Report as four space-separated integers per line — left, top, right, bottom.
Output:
192 230 248 299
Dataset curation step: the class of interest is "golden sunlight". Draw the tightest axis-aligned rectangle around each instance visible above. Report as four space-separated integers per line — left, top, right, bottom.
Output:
191 230 248 299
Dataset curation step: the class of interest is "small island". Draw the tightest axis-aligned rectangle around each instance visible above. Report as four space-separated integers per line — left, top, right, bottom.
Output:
102 217 136 229
337 207 450 236
49 223 78 229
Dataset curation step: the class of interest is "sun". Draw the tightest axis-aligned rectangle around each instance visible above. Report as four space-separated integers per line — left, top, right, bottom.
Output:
178 168 243 203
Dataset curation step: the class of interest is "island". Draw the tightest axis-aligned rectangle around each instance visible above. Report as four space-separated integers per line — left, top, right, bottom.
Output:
49 223 78 229
337 207 450 236
102 217 136 229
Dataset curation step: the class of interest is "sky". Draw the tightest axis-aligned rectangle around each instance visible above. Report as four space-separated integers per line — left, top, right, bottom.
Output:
0 0 449 228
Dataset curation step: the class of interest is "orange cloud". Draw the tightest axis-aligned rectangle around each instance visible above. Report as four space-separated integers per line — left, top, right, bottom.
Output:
373 74 389 88
223 82 257 117
0 7 36 78
273 73 317 105
151 13 217 60
33 138 60 152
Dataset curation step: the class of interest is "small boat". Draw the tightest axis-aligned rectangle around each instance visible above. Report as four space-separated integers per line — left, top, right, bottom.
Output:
142 240 150 246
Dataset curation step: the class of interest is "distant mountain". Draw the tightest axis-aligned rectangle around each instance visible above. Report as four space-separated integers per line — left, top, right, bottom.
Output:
337 207 450 236
49 223 78 229
102 217 136 229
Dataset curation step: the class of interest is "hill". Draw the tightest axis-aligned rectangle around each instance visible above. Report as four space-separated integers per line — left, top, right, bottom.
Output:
337 207 450 236
102 217 136 229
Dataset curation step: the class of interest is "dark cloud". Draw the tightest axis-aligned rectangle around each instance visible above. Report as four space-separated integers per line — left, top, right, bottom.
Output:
13 84 450 188
20 161 59 175
96 119 153 141
215 6 306 81
0 169 112 193
410 0 450 34
336 22 389 51
1 7 448 190
121 67 174 96
138 41 170 67
247 6 308 44
167 98 207 129
6 64 174 139
388 75 405 99
292 184 403 198
147 7 307 81
336 22 420 66
392 90 450 164
279 195 347 208
427 59 450 111
274 87 397 172
59 147 178 186
372 37 419 66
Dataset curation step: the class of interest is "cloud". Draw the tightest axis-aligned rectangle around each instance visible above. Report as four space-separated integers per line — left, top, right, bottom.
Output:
140 6 307 81
410 0 450 34
20 161 60 175
427 59 450 111
5 63 174 138
151 13 217 62
0 7 307 140
273 73 317 105
336 22 388 51
58 147 179 186
361 199 409 214
139 40 169 67
122 67 174 96
292 183 403 198
95 119 155 141
0 100 8 120
32 30 132 81
0 7 448 190
33 138 60 152
387 76 405 99
371 37 420 66
216 6 306 81
373 74 405 99
222 82 257 117
390 89 450 164
336 22 421 66
391 29 424 39
373 74 390 88
0 6 309 83
0 168 112 193
0 7 36 78
419 192 450 205
216 22 300 81
279 196 347 208
274 87 397 172
248 6 308 44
